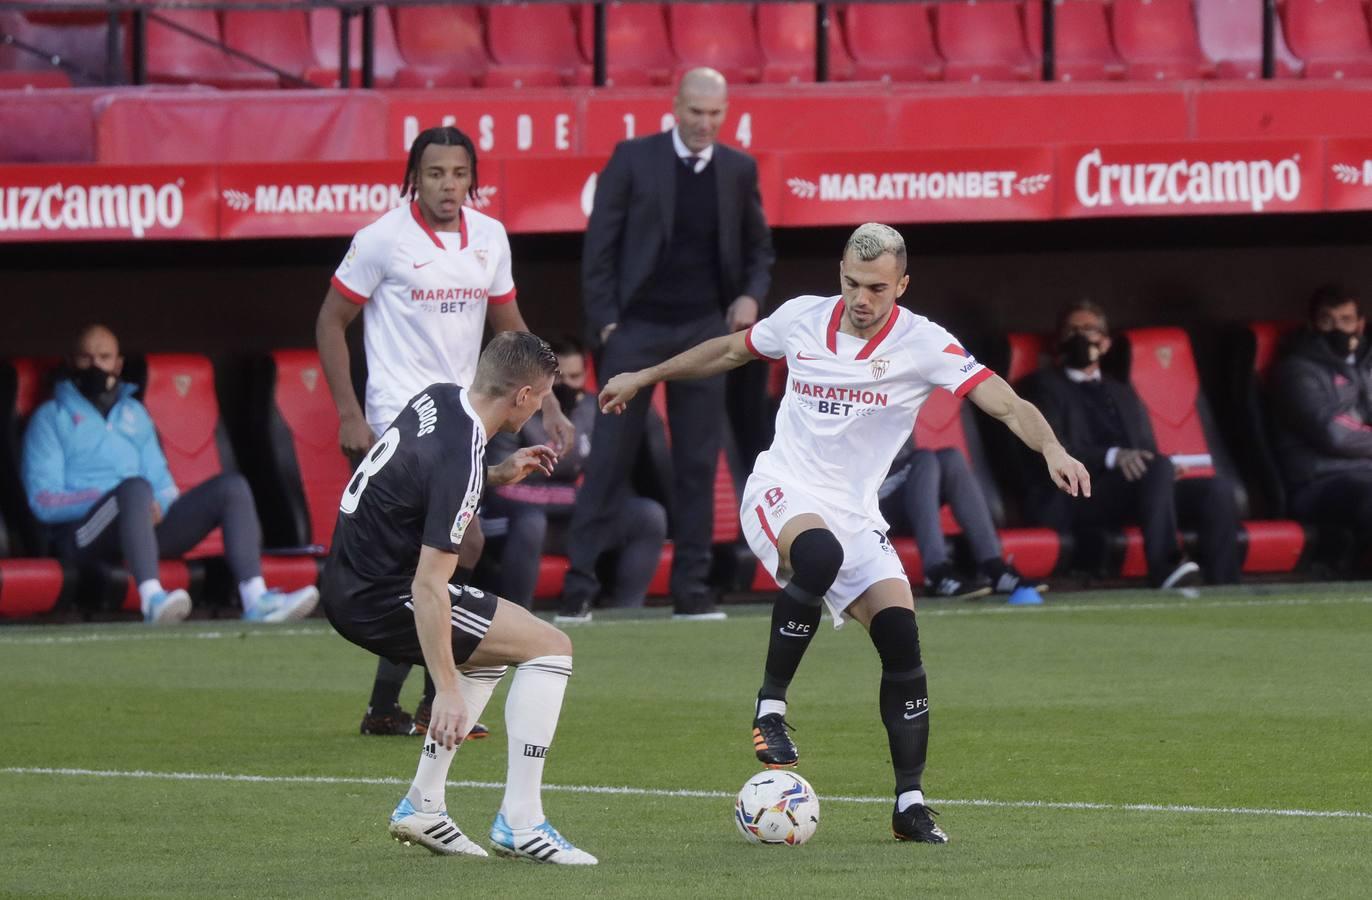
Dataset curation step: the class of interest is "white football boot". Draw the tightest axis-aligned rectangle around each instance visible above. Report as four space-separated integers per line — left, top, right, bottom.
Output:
388 797 488 857
489 812 597 865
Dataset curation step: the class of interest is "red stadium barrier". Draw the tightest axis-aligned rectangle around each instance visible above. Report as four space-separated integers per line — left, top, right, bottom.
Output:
12 134 1372 241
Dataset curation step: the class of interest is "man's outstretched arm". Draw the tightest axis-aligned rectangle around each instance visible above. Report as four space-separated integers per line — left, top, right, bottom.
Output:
967 374 1092 499
599 331 754 413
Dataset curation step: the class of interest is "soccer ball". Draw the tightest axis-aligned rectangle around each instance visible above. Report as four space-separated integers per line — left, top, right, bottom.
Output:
734 770 820 846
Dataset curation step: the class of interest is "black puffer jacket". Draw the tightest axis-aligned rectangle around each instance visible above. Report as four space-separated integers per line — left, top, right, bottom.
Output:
1270 329 1372 488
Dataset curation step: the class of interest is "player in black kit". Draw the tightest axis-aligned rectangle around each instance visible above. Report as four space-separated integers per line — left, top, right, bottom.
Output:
322 332 597 865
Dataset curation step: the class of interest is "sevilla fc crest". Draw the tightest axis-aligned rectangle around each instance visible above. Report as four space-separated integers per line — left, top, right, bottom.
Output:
1155 346 1173 370
173 374 192 398
301 367 319 393
869 358 890 380
474 248 489 268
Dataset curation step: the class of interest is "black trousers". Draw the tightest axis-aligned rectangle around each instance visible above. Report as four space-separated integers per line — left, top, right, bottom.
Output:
564 315 726 606
1289 469 1372 535
1031 457 1240 585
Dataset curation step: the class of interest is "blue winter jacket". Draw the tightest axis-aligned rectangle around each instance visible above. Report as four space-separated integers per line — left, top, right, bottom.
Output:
22 379 181 525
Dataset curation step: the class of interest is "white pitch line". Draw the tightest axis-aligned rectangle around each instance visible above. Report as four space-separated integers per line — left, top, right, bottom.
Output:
1 594 1369 646
2 766 1368 822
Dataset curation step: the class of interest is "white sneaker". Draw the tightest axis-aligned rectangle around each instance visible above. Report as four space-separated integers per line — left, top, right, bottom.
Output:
388 797 488 857
490 812 598 865
1159 560 1202 590
143 589 191 624
244 586 319 623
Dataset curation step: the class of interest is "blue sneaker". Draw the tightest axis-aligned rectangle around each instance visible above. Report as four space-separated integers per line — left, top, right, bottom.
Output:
142 589 191 624
243 586 319 623
388 796 487 857
490 812 597 865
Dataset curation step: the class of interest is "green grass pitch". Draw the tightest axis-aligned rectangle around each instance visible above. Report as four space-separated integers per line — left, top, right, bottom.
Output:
3 585 1370 898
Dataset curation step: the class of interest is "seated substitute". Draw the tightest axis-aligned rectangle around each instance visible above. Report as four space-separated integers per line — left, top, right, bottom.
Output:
1271 285 1372 545
484 336 666 614
21 325 318 624
321 331 596 864
1017 301 1240 588
879 444 1045 602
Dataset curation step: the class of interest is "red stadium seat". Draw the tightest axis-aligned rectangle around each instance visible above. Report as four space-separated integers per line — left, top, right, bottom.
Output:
142 354 232 558
757 2 855 83
1111 0 1218 80
307 6 405 87
667 2 763 83
251 350 353 552
1023 0 1126 81
485 2 591 87
1006 333 1048 386
1196 0 1303 79
1281 0 1372 79
0 70 72 89
220 7 321 87
1122 327 1306 574
844 3 944 81
935 1 1035 82
0 558 69 618
143 354 319 596
142 9 279 88
392 4 485 88
0 10 113 87
577 2 675 86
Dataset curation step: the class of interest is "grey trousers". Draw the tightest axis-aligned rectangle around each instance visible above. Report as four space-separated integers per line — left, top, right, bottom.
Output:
882 447 1003 570
57 474 262 584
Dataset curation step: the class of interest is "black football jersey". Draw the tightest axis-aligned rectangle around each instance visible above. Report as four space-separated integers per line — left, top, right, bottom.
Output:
329 384 486 584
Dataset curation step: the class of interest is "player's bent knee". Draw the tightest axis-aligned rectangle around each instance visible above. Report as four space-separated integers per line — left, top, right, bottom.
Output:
868 606 923 673
788 528 844 597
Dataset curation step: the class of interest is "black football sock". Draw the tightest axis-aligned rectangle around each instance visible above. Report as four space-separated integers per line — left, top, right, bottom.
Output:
368 657 412 712
870 607 929 796
757 529 843 708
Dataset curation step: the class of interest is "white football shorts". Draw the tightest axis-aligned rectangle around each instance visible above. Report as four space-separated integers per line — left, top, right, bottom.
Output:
739 472 908 628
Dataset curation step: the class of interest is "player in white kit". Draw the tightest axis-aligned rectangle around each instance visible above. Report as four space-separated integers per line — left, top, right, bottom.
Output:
599 223 1090 844
317 126 574 737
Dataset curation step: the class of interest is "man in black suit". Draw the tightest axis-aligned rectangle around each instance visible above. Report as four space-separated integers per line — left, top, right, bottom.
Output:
1018 301 1239 588
561 68 774 622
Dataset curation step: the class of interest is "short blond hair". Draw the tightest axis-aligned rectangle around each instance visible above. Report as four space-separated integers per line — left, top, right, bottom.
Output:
844 223 906 269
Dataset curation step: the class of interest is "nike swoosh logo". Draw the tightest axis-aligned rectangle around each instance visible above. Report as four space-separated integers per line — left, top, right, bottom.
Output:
795 353 821 360
777 628 808 639
412 260 434 269
903 709 929 720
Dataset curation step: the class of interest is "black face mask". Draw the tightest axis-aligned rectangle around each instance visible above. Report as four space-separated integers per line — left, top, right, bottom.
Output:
69 366 119 414
1322 329 1358 358
552 383 582 415
1059 332 1099 371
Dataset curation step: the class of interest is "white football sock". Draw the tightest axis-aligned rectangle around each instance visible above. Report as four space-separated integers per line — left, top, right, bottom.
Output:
897 789 925 812
457 666 507 729
500 655 572 829
407 736 457 814
238 576 267 609
757 698 787 719
137 580 166 607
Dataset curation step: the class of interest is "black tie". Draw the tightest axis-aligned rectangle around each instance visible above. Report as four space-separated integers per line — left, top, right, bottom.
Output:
684 154 700 172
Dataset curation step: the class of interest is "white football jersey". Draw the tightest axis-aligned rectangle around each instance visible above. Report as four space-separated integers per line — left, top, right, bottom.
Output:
332 202 516 433
745 294 993 526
